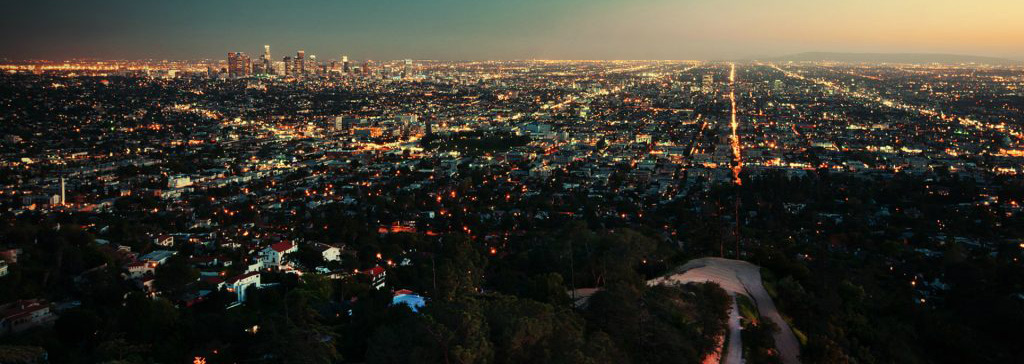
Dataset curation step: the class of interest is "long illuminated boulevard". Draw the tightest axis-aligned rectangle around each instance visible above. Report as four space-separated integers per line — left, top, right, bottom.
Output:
729 62 742 186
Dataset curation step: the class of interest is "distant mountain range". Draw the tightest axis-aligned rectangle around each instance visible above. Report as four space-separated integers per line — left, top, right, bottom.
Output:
764 52 1021 65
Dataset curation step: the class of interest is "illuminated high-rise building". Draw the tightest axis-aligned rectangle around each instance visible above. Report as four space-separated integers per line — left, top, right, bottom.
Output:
227 52 251 78
295 50 306 76
342 55 350 73
227 52 239 77
402 59 413 79
702 74 714 93
283 56 293 76
262 45 272 74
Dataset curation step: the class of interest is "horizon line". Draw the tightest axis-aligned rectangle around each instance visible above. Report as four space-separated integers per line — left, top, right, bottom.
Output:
0 51 1020 64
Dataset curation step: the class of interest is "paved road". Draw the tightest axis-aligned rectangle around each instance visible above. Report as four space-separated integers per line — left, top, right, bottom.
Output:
650 257 801 364
724 294 742 364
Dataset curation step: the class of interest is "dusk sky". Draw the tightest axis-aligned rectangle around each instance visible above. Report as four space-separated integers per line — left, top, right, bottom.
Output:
2 0 1022 61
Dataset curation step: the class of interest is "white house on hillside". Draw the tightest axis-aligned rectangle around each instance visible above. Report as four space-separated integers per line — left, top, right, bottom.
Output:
221 272 261 302
260 241 297 268
312 243 342 262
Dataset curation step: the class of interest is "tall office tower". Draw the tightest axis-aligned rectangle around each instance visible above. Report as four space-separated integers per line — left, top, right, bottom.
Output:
283 56 293 76
362 60 371 76
263 45 272 74
310 55 318 75
227 52 251 78
342 55 350 73
296 50 306 76
402 59 413 79
701 74 714 93
227 52 238 78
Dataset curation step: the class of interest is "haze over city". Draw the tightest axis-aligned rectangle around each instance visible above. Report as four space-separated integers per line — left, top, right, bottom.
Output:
1 0 1022 60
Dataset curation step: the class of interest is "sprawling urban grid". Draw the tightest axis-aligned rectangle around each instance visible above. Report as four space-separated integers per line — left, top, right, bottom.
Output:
1 48 1023 363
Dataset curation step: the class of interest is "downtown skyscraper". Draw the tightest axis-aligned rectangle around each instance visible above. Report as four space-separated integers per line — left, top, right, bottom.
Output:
403 59 413 79
295 50 305 77
261 45 272 74
227 52 251 78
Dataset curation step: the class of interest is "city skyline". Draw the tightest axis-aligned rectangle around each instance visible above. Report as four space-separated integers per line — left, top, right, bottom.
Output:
1 0 1023 61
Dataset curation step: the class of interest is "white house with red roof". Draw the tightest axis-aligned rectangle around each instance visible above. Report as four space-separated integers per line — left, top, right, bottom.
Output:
259 241 297 269
0 299 56 335
124 261 157 279
360 266 387 290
